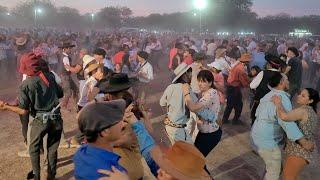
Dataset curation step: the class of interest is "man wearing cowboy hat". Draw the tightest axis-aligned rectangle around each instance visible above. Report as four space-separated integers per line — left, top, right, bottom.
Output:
250 54 286 125
222 53 251 125
59 42 77 110
160 63 194 144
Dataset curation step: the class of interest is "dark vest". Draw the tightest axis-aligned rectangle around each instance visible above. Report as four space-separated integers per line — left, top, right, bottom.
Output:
254 70 279 101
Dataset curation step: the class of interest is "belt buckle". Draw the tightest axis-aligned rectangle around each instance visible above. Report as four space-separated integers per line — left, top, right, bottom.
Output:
43 113 49 124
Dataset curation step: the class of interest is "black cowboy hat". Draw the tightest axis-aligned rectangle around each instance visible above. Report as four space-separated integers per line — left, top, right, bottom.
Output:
58 42 76 49
99 73 138 94
265 54 285 69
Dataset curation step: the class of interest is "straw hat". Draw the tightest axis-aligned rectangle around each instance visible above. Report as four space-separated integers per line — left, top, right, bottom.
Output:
172 63 192 83
215 48 227 58
82 55 96 69
239 53 252 62
15 37 27 46
155 141 211 180
86 63 101 74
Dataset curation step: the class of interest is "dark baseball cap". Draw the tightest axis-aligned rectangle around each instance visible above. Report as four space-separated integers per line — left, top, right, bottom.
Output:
78 99 126 134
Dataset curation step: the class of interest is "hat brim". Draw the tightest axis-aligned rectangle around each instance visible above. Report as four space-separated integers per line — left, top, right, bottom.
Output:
153 146 211 180
58 45 76 48
16 39 27 46
172 65 192 83
100 78 138 93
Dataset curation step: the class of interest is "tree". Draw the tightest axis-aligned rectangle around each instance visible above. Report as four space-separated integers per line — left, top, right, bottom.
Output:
12 0 57 26
98 7 122 28
56 7 82 28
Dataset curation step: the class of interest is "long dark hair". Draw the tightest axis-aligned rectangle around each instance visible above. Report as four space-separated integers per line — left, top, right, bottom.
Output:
305 88 320 112
121 54 132 71
197 70 215 89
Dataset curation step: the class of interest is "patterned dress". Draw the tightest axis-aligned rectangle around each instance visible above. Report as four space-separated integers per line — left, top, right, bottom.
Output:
285 106 318 163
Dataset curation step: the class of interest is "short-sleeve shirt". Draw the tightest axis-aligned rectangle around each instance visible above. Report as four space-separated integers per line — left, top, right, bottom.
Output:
19 72 63 117
197 89 221 133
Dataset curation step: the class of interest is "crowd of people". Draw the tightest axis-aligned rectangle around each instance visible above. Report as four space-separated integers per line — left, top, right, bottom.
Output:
0 27 319 180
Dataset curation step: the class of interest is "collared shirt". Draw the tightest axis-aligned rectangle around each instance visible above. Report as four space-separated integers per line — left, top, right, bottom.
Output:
131 121 159 176
138 61 153 83
215 57 231 76
251 89 304 150
227 62 249 87
19 72 63 117
160 83 195 124
250 51 266 69
197 89 220 133
103 58 114 71
73 144 126 180
190 62 202 94
77 76 98 107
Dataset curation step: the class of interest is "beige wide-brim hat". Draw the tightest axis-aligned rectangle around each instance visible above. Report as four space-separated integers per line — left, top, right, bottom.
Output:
15 37 27 46
215 48 227 58
172 63 192 83
82 55 96 68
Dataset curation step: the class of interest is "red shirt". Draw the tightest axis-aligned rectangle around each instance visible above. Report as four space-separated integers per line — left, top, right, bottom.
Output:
113 51 125 65
168 48 177 69
227 62 249 88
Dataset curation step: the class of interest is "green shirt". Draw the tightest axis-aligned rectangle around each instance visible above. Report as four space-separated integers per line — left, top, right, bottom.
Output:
18 72 64 117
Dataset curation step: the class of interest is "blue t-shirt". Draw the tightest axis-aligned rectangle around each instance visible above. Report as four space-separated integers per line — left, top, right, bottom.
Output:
73 144 126 180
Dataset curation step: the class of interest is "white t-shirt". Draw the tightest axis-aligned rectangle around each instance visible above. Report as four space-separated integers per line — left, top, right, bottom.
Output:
206 43 217 57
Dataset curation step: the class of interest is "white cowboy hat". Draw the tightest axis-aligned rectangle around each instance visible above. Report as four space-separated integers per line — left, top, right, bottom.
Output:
207 61 222 71
172 63 192 83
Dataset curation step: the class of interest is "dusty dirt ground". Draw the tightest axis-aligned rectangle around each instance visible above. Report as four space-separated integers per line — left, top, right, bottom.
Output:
0 62 319 180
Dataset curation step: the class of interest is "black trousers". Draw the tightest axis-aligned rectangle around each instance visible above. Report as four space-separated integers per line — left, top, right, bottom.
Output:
195 129 222 157
250 101 260 126
195 129 222 176
222 86 243 122
29 117 63 180
19 113 29 144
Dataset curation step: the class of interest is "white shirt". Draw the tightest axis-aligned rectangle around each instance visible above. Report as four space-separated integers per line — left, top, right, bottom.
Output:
247 41 257 53
62 52 70 71
78 76 98 107
206 42 217 57
215 57 231 75
250 69 279 89
47 45 58 65
138 61 153 83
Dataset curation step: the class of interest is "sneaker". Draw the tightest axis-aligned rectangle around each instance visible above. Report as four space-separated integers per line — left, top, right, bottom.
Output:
18 150 30 158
